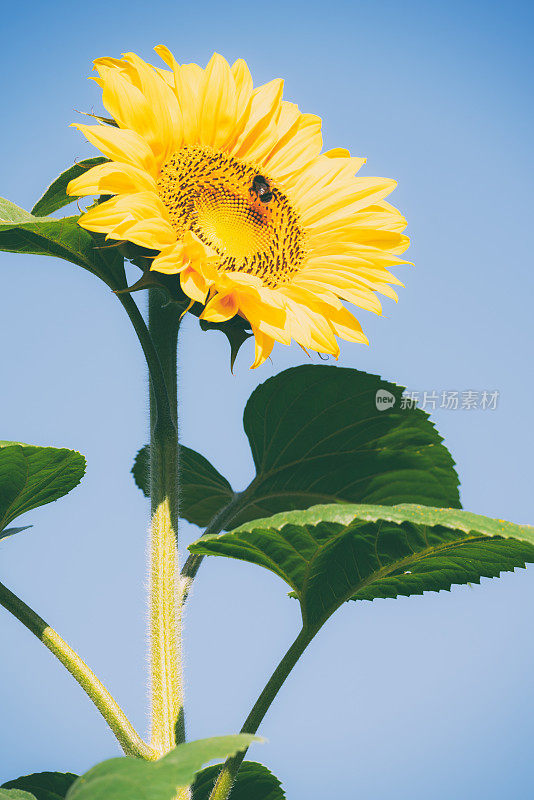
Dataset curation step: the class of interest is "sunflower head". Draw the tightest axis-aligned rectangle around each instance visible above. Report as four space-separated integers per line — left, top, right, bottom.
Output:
67 47 410 368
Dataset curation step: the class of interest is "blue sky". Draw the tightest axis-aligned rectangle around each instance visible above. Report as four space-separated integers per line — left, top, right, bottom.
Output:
1 0 533 797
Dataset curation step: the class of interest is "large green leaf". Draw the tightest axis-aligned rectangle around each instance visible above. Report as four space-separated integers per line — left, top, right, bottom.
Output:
134 366 460 530
2 773 77 800
189 503 534 632
31 159 107 217
0 442 85 533
235 365 460 522
192 761 284 800
0 198 125 289
133 445 235 527
66 735 259 800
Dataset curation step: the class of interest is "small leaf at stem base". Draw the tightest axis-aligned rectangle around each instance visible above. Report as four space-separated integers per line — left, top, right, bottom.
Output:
2 771 78 800
192 761 285 800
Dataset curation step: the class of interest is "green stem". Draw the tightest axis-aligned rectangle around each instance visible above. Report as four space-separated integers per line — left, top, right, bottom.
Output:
0 579 154 760
179 493 244 605
208 627 315 800
147 289 184 756
115 292 174 432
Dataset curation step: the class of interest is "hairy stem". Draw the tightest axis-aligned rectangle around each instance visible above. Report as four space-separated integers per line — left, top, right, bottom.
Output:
0 580 154 760
147 289 184 756
115 292 174 432
208 627 315 800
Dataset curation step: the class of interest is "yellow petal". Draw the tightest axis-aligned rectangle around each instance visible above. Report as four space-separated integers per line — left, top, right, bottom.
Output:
153 46 178 88
236 288 288 342
265 113 323 179
180 265 212 303
107 217 176 249
250 326 275 369
200 291 239 323
155 67 174 86
173 63 204 145
154 44 178 70
93 56 139 86
293 274 383 314
278 286 339 356
324 148 351 158
121 52 183 161
150 243 186 274
151 231 218 276
67 162 156 197
287 154 366 199
355 203 408 233
231 79 284 162
319 302 369 344
231 59 253 120
71 123 157 175
300 177 397 226
95 64 158 141
78 191 168 233
199 53 238 149
309 224 409 255
300 261 402 286
306 243 411 269
220 271 264 290
77 195 134 234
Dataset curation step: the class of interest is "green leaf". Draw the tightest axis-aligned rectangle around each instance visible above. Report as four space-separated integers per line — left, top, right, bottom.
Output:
0 790 37 800
189 503 534 632
192 761 285 800
66 735 259 800
235 365 460 523
0 442 85 533
0 198 126 289
2 772 78 800
0 525 32 541
135 365 460 531
133 445 234 527
31 159 107 217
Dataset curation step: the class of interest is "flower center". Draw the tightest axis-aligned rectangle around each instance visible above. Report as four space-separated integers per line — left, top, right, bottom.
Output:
157 146 306 287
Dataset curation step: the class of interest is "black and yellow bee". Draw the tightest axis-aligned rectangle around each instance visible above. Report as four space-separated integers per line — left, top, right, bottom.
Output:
251 174 273 204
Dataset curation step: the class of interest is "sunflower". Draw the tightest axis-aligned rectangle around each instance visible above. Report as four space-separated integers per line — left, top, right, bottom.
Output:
68 47 410 367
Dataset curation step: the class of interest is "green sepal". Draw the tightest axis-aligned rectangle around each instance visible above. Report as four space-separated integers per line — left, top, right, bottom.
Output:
115 268 183 300
31 159 108 217
118 256 253 367
0 525 32 541
199 315 253 371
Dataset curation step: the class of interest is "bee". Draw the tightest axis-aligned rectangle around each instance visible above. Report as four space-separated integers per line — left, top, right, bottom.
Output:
251 174 273 204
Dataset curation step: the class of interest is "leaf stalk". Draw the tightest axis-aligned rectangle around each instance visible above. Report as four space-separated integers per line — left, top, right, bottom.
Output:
0 579 154 760
208 627 316 800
